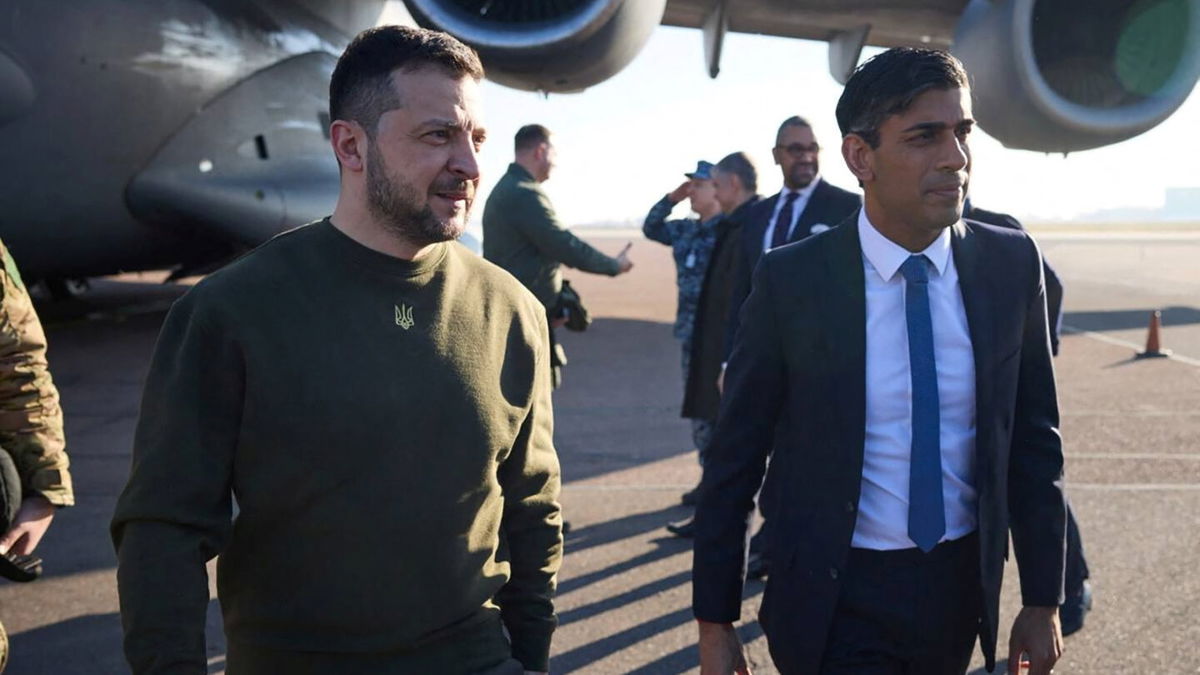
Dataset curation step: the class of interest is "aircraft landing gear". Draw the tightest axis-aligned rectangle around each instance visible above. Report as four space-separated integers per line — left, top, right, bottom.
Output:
41 278 90 301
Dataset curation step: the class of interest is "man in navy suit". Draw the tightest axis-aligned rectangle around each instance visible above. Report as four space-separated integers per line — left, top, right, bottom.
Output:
694 48 1066 675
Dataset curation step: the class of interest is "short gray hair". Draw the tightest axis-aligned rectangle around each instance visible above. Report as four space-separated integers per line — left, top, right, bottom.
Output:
715 152 758 193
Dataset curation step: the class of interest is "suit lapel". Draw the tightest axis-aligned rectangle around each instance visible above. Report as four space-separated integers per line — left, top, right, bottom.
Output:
758 192 780 245
950 221 995 489
790 180 830 243
821 219 867 459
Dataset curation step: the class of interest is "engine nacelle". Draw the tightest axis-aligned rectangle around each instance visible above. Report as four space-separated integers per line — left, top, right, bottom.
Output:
954 0 1200 152
403 0 666 93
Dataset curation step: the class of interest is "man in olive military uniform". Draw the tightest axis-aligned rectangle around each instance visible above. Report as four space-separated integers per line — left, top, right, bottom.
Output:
482 124 634 386
0 239 75 670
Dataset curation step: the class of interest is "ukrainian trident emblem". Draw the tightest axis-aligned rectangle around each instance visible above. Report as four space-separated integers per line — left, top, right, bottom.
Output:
394 304 414 330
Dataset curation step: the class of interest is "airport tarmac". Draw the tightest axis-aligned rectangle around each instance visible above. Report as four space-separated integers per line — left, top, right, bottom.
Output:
0 229 1197 674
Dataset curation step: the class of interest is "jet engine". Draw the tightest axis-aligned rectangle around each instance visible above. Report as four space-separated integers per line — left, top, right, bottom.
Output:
954 0 1200 152
403 0 667 92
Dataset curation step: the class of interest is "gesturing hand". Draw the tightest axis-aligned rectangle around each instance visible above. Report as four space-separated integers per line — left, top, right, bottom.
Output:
698 621 752 675
616 242 634 274
1008 606 1063 675
0 494 56 556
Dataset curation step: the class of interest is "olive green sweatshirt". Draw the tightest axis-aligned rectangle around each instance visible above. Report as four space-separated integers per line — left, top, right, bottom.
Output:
112 220 562 673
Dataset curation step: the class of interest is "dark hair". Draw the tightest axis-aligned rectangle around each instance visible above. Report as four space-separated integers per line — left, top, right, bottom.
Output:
329 26 484 136
775 115 812 145
514 124 552 152
715 152 758 193
835 48 969 148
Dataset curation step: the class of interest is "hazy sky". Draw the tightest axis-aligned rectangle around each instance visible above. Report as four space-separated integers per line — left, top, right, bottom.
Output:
379 4 1199 226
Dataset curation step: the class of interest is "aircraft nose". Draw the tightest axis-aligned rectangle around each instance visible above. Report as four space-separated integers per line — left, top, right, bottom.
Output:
0 50 35 126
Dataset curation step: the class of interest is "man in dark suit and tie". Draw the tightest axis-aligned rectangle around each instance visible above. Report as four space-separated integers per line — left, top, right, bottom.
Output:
726 117 862 359
721 117 863 579
694 48 1066 675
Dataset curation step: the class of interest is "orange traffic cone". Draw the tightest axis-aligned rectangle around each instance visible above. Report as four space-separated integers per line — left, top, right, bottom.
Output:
1136 310 1171 359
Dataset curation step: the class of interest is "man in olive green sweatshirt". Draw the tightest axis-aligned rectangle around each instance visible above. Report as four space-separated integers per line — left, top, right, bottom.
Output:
482 125 633 386
112 26 561 675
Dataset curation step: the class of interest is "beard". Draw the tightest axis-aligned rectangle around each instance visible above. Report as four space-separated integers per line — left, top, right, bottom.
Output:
787 162 817 188
365 146 471 247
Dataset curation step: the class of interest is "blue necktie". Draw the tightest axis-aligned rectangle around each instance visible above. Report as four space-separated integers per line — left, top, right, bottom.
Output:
899 254 945 552
769 192 800 249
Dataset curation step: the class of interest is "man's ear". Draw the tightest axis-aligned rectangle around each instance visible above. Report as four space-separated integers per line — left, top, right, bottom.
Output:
842 134 875 186
331 120 368 173
535 142 549 162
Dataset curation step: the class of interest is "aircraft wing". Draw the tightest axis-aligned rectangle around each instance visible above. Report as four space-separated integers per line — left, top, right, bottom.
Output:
403 0 1200 153
662 0 962 50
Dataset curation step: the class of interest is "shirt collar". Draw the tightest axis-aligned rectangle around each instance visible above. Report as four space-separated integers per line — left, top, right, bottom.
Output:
857 208 953 282
781 177 820 203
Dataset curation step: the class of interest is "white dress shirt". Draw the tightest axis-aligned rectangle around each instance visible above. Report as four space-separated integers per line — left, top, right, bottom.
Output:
852 209 978 550
761 178 820 251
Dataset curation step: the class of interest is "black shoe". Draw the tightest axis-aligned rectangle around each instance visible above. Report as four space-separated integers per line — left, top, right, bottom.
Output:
0 552 42 583
562 520 572 535
746 552 770 581
666 517 696 538
1060 580 1093 637
680 486 699 507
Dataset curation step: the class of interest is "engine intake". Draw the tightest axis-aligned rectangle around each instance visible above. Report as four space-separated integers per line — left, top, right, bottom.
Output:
954 0 1200 152
404 0 666 92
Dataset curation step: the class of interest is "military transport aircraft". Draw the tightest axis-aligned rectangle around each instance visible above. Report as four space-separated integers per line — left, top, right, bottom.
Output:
1 0 1196 288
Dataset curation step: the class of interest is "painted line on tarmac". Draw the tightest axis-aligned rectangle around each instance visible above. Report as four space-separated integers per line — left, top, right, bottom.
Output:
565 484 694 491
1062 323 1200 367
1069 483 1200 491
1067 452 1200 460
1063 410 1200 417
564 482 1200 493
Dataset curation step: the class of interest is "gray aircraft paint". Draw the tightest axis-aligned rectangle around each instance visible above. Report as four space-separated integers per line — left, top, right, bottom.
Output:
0 0 386 281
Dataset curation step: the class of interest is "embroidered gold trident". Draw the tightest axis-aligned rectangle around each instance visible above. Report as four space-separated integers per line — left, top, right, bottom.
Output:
395 304 414 330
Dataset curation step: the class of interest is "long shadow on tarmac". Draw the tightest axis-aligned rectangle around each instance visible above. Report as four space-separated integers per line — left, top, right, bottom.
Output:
564 505 684 555
6 599 226 675
554 318 696 483
558 539 688 597
552 586 764 674
1064 305 1200 331
626 621 766 675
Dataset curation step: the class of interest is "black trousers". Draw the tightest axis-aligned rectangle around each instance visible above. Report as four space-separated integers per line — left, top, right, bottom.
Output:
819 533 982 675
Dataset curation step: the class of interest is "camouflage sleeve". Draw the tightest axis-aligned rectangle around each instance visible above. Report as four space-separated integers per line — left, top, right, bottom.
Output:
0 240 72 507
642 196 678 245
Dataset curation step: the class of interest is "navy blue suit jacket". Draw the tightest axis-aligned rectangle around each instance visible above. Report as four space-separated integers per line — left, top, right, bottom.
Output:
965 204 1064 355
726 180 861 359
693 216 1066 674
